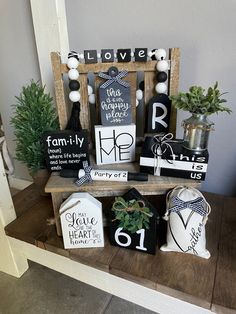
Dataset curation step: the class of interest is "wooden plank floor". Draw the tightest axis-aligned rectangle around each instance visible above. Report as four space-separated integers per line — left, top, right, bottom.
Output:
5 184 236 313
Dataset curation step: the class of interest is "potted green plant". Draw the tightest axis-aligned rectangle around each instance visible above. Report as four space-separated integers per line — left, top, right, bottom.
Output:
170 82 232 151
11 80 59 192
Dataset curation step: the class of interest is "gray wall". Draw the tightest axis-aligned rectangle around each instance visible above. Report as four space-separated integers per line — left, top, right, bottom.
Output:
0 0 40 180
1 0 235 195
66 0 236 196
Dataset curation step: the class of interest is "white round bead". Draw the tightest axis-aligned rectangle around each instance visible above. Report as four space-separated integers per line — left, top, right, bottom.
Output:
89 93 96 104
87 85 93 96
136 89 143 101
148 50 154 57
97 52 101 58
156 60 169 72
69 91 81 102
136 99 139 107
155 82 167 94
130 51 134 57
67 57 79 69
68 69 79 80
79 53 84 60
155 48 167 61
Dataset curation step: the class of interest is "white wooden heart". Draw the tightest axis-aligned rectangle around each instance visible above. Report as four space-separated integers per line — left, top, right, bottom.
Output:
160 186 210 259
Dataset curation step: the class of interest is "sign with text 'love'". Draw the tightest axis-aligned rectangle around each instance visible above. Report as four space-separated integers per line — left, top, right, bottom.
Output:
60 193 104 249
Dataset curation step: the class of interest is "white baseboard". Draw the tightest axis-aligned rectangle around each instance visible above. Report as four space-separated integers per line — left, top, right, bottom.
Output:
8 175 32 190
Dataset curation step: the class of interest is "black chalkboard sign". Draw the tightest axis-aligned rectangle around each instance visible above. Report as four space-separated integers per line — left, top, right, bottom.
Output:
99 67 132 126
109 188 158 255
43 130 89 171
147 94 171 133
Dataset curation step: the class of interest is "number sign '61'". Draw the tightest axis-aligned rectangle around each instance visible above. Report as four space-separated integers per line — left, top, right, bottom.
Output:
109 188 158 255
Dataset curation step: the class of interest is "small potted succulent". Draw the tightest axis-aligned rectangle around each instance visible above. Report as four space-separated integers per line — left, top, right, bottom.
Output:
170 82 232 151
11 80 59 193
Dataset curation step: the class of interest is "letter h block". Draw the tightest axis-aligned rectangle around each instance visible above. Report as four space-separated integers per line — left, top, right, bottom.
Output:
95 124 136 165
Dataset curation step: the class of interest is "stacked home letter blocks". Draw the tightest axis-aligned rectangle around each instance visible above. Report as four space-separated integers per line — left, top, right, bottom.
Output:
95 66 136 165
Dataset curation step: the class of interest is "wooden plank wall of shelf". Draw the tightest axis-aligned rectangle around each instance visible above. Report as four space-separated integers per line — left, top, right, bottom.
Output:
50 48 180 139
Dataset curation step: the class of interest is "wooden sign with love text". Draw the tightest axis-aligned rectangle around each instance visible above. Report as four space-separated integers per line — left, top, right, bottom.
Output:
99 67 132 126
60 193 104 249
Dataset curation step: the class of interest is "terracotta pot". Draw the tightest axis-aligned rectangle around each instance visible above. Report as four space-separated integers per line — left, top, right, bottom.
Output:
30 168 50 196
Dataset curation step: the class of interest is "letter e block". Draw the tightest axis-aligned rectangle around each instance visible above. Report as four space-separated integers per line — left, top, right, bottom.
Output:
134 48 148 62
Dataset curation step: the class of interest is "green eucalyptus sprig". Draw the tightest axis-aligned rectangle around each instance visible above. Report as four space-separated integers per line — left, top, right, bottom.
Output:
170 82 232 115
112 196 153 233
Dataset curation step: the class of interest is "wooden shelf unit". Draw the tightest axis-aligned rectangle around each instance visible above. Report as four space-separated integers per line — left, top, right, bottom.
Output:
47 48 202 235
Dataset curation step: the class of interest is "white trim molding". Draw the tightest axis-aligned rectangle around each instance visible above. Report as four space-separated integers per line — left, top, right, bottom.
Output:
9 238 215 314
30 0 69 93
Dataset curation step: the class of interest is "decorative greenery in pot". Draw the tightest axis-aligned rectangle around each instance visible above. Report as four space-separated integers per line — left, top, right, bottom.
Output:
170 82 232 151
11 80 59 191
112 196 153 233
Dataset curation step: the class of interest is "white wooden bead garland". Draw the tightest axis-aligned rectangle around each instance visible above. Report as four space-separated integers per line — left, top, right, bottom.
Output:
135 81 144 106
155 48 168 94
68 49 167 63
89 93 96 105
67 52 81 102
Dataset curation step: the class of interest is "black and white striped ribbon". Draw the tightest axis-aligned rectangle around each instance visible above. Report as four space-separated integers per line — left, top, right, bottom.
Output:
170 196 207 217
98 71 130 89
68 51 79 60
151 133 175 164
75 160 92 186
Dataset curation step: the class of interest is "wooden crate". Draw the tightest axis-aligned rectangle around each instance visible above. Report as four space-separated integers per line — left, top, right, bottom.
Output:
50 48 180 138
47 48 201 236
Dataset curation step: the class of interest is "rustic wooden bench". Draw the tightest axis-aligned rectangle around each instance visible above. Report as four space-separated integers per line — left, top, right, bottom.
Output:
4 184 236 314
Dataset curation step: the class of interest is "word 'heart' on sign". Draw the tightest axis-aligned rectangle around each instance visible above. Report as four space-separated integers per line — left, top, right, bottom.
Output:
43 130 89 171
95 124 136 165
99 67 132 126
147 93 172 133
60 192 104 249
